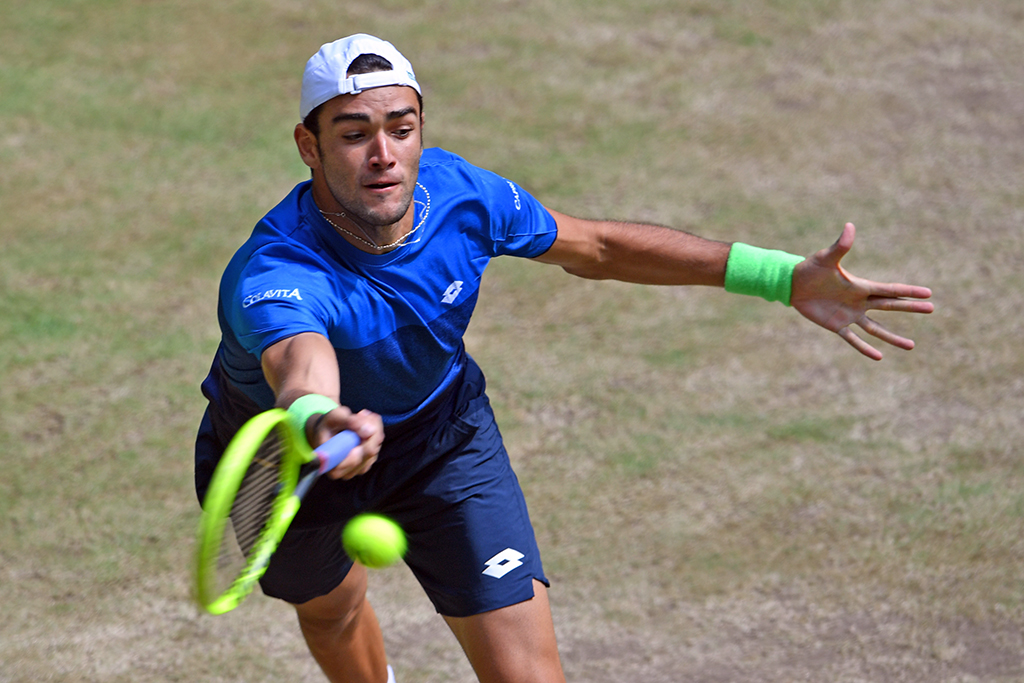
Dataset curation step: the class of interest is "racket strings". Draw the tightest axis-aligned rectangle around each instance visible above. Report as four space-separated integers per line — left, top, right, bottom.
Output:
224 432 286 562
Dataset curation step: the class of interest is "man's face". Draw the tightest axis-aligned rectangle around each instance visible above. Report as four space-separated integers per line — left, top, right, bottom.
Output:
299 86 423 232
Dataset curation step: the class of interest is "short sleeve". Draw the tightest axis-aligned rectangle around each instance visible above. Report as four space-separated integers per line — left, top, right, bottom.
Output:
474 169 558 258
225 243 336 359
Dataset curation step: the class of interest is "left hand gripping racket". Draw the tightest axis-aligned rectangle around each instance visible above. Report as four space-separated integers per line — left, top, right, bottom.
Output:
195 409 359 614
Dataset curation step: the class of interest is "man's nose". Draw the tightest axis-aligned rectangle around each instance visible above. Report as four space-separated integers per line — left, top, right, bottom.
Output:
367 131 396 169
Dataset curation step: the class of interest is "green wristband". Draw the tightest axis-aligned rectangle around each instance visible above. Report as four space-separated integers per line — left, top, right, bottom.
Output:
286 394 340 447
724 242 805 306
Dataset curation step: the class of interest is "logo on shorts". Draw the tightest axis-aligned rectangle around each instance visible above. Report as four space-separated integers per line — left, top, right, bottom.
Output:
482 548 524 579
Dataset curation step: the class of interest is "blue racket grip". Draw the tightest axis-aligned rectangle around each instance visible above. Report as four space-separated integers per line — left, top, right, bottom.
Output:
314 430 361 474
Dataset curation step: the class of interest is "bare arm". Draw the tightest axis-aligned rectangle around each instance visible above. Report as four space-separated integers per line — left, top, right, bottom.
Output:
535 210 933 359
533 208 731 286
261 331 384 479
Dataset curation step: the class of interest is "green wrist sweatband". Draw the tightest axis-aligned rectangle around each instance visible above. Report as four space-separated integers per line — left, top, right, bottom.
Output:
724 242 805 306
286 394 340 446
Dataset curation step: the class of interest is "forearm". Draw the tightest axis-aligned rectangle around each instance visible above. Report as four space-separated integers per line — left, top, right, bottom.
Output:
536 210 731 286
261 331 384 477
261 332 342 408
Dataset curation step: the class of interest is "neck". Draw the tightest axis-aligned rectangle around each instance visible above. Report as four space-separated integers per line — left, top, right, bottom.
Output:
312 189 412 255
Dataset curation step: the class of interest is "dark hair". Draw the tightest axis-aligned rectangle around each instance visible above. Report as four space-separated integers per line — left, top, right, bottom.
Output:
348 53 396 75
302 53 423 137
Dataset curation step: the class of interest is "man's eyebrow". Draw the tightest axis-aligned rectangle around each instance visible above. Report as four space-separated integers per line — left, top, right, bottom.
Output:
386 106 418 121
331 112 370 125
330 107 419 126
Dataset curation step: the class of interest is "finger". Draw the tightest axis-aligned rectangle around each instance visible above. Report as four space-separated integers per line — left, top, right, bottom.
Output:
857 315 915 351
319 409 383 479
350 409 384 441
815 222 856 269
350 454 378 478
838 222 856 251
308 406 354 446
838 325 884 361
327 444 365 479
865 282 933 301
866 296 935 314
327 436 383 480
336 451 379 480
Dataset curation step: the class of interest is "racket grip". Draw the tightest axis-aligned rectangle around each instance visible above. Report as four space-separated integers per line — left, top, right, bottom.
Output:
314 430 361 474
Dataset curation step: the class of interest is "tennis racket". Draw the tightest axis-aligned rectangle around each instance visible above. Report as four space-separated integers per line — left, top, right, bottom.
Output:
195 408 359 615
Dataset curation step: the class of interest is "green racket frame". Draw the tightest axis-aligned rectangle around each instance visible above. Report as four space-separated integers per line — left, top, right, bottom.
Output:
194 409 310 615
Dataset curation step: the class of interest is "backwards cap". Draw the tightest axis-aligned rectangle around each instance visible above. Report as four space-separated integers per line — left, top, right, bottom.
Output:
300 34 421 120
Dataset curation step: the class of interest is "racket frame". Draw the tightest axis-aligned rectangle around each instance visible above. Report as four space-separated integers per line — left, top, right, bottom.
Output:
195 409 311 615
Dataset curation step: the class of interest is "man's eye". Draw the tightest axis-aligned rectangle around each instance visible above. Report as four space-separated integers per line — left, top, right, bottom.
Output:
394 128 413 139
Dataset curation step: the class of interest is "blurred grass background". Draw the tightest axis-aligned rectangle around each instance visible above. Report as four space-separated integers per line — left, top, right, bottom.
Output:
2 0 1022 681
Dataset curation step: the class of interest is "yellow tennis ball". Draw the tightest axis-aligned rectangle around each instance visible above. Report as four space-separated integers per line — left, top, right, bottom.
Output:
342 514 407 568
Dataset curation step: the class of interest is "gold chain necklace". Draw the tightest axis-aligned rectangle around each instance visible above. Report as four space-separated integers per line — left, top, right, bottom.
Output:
320 183 430 252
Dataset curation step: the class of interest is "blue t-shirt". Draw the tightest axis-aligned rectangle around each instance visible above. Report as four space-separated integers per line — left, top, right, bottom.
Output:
204 147 557 433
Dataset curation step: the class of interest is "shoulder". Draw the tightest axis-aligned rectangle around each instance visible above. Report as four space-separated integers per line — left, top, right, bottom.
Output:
228 182 322 266
418 147 493 186
418 147 522 203
419 146 469 169
257 180 316 242
220 182 342 298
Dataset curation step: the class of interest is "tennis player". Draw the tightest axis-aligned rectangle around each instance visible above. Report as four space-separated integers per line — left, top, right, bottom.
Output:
194 34 933 683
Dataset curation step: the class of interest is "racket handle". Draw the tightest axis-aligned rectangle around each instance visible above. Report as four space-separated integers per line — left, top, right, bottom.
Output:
314 430 361 474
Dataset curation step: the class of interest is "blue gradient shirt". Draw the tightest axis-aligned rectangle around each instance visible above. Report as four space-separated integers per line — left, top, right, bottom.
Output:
207 147 557 429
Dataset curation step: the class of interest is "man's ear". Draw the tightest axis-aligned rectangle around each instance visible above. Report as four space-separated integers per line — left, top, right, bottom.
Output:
294 123 320 169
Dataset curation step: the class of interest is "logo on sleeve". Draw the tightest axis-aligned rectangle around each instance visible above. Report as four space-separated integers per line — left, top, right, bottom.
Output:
242 288 303 308
506 181 521 210
441 280 464 305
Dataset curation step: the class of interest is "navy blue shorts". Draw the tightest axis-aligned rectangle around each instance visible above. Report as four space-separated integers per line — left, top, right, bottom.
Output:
194 363 548 618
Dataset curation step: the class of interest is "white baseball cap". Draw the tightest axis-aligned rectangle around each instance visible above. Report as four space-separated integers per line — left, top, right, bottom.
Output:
300 34 421 121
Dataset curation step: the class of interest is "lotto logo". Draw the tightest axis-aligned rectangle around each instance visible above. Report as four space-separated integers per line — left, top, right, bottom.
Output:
482 548 524 579
441 280 464 304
